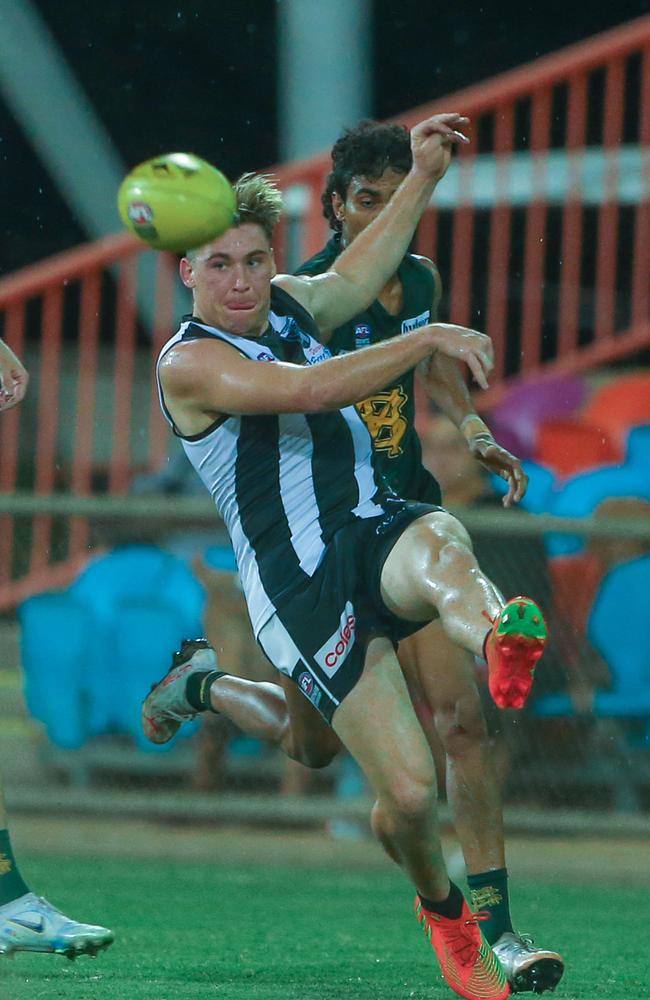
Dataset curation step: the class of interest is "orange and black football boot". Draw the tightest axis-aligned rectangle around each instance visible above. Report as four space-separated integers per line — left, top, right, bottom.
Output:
415 895 510 999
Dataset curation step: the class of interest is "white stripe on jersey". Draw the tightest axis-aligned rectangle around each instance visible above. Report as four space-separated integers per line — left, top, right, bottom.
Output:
184 417 278 636
342 404 386 519
277 413 325 576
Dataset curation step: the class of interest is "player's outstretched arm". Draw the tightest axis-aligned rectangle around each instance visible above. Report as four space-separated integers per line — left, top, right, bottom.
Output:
276 113 470 332
0 339 28 411
415 260 527 506
160 322 493 432
420 354 528 506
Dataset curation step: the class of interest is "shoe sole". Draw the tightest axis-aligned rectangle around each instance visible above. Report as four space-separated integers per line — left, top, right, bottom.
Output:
510 957 564 994
0 938 114 961
489 635 546 709
489 599 547 709
142 638 212 744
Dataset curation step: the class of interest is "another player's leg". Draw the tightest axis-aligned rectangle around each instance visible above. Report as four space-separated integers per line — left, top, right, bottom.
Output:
142 638 341 766
332 636 509 1000
380 511 547 709
0 779 113 959
400 624 507 875
400 624 564 994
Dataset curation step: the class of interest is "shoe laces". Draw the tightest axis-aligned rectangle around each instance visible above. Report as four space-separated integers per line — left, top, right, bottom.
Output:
516 932 535 949
498 931 535 955
441 912 488 966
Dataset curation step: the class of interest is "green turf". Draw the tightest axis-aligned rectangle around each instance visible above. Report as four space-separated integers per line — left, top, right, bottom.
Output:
1 856 648 1000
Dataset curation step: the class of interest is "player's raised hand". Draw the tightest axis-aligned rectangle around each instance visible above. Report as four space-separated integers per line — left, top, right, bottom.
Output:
469 437 529 507
427 322 493 390
0 340 28 411
410 113 470 182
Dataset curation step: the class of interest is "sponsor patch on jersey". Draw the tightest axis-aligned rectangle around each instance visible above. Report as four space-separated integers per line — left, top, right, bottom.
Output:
401 310 430 334
297 670 321 708
354 323 372 347
303 341 331 365
314 602 356 677
255 351 276 362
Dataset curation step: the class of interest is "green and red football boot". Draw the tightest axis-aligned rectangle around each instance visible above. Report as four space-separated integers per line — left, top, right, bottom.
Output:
484 597 548 710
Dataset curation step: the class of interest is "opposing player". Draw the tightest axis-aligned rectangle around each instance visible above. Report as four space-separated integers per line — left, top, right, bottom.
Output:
293 120 563 993
0 338 114 959
146 113 550 1000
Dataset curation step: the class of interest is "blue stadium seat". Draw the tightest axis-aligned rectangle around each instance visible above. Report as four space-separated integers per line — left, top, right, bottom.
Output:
203 544 238 573
625 424 650 470
535 553 650 725
19 544 206 750
490 459 556 513
545 466 650 556
19 593 93 749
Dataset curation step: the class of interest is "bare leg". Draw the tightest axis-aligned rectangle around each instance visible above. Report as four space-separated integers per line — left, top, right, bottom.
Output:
381 511 504 656
207 672 341 768
332 636 448 900
399 622 506 873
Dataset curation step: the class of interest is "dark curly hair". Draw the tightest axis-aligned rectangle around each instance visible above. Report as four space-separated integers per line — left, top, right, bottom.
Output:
322 120 412 232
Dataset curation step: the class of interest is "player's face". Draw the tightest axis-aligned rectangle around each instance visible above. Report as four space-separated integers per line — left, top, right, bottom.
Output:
332 168 408 245
180 223 275 337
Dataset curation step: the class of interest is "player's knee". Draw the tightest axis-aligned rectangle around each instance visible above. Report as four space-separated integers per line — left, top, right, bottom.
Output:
383 770 437 823
435 691 489 756
429 512 473 553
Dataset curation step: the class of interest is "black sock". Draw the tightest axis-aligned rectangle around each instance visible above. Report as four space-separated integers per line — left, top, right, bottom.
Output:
467 867 513 945
0 829 29 907
419 881 464 920
185 671 227 712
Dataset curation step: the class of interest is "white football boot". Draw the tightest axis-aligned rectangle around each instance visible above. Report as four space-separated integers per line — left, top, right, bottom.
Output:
492 931 564 993
0 893 114 959
142 637 222 744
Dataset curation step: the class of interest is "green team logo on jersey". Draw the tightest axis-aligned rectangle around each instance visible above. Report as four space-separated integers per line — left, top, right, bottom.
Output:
356 387 408 457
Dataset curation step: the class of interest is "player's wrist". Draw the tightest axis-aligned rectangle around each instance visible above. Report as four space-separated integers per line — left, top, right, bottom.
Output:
405 164 439 192
459 413 493 445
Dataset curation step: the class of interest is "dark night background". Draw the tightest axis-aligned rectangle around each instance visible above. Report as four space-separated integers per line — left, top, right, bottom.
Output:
2 0 649 274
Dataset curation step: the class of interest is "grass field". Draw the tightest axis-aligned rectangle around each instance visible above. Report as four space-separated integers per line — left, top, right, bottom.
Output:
1 853 648 1000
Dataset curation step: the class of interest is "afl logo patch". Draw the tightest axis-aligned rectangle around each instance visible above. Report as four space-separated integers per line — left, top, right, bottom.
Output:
299 672 314 696
354 323 371 347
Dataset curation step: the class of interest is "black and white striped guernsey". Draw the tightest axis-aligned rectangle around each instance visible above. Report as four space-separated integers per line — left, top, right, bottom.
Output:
156 286 389 637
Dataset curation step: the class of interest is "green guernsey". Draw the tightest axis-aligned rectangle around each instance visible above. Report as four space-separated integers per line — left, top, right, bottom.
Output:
296 235 442 504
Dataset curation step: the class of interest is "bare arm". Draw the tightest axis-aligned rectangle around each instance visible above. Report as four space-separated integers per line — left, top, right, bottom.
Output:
274 113 470 333
415 260 527 507
160 323 493 436
0 339 28 410
416 259 478 427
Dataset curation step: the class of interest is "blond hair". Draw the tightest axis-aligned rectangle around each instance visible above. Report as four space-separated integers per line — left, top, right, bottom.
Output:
233 172 283 241
185 172 283 260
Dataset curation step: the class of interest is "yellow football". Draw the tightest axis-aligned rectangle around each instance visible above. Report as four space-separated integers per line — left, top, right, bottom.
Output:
117 152 237 252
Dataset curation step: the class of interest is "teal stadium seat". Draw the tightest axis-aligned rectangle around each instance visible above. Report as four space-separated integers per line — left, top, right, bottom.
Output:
490 459 556 513
535 553 650 731
19 544 206 750
545 465 650 557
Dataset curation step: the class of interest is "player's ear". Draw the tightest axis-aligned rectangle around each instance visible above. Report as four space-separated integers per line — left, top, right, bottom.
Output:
269 249 277 279
331 191 345 223
179 257 195 288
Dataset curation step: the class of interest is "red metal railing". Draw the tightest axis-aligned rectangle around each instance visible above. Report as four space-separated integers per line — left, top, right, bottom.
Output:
0 15 649 607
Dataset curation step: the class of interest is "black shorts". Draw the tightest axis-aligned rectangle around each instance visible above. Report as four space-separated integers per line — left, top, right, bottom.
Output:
257 498 442 724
